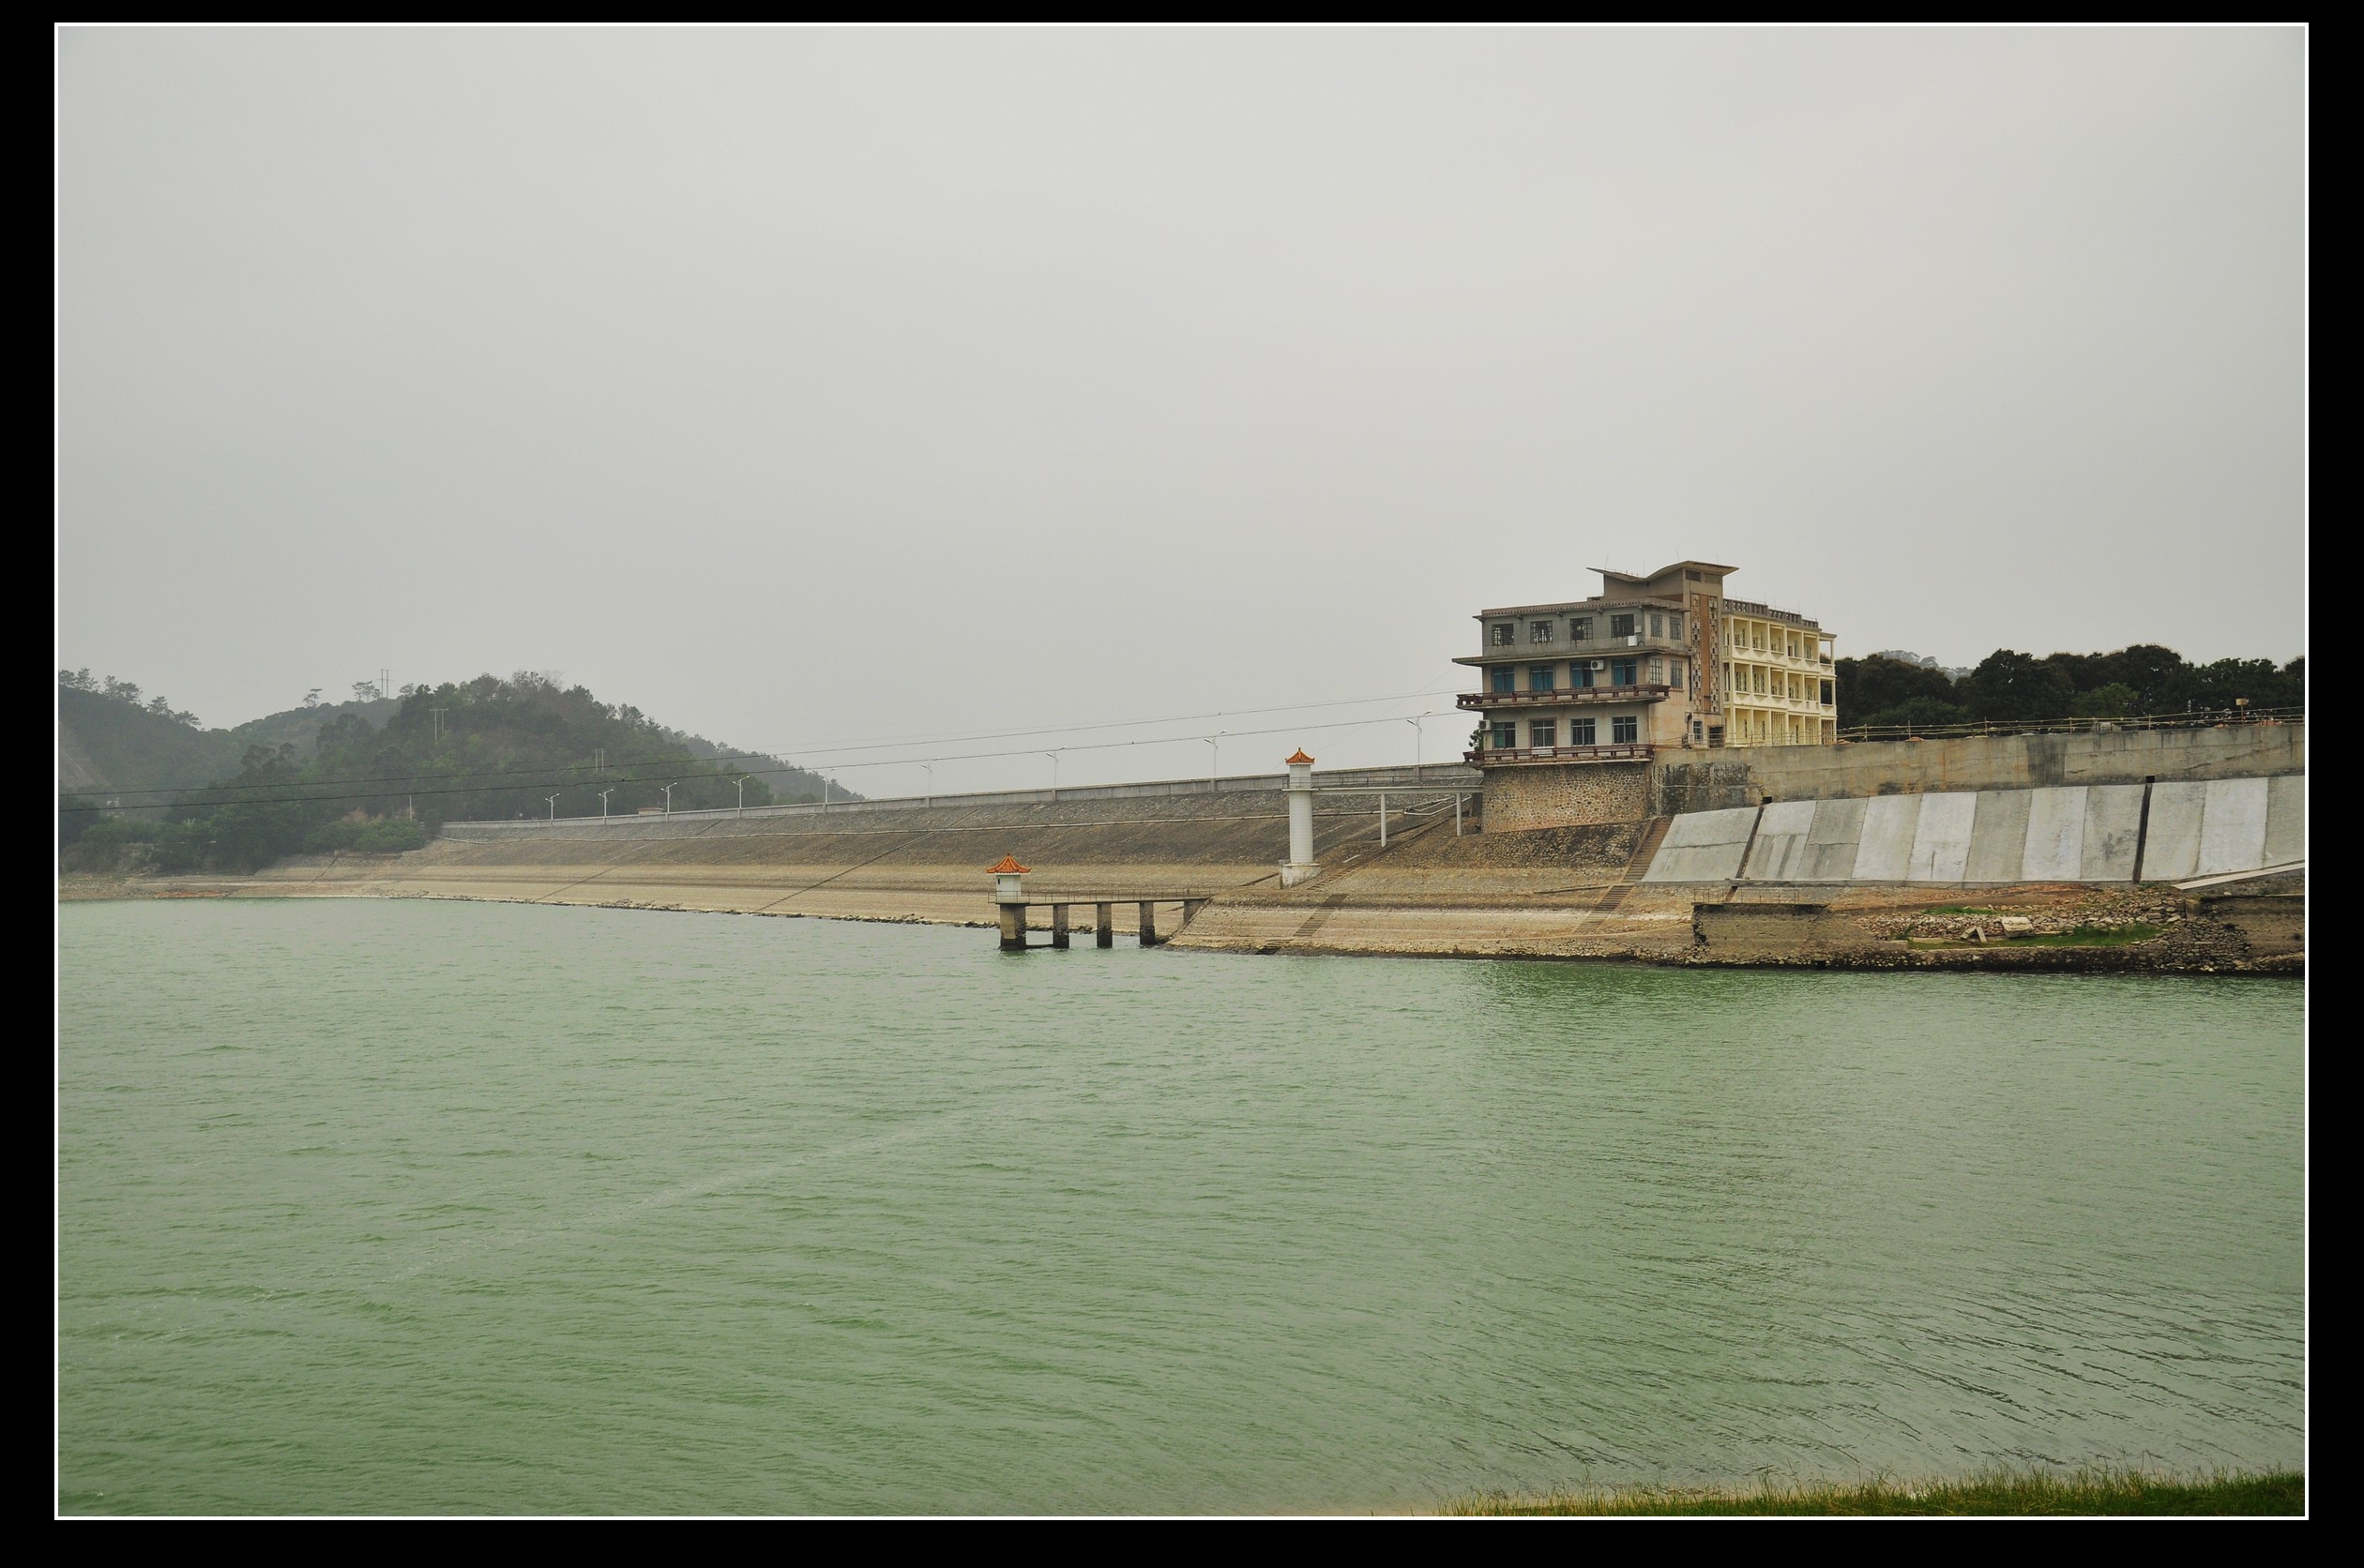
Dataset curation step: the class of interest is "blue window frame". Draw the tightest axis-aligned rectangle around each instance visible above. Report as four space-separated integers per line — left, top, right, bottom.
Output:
1570 716 1598 746
1574 662 1595 687
1492 667 1516 694
1610 657 1639 686
1491 721 1517 749
1529 665 1555 692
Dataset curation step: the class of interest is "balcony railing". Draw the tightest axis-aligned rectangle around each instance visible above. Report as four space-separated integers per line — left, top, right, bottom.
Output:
1720 597 1820 629
1465 744 1654 765
1459 684 1673 709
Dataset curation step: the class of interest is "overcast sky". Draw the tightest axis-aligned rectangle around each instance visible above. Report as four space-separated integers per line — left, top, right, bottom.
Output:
57 26 2304 792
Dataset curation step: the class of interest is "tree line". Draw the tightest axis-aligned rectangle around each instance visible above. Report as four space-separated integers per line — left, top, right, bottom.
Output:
1835 645 2304 731
62 672 821 870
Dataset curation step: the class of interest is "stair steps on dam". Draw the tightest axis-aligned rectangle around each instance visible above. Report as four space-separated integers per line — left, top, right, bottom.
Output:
1640 776 2302 887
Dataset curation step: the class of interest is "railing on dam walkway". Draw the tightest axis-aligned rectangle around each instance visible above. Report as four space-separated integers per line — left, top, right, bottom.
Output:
1836 707 2303 745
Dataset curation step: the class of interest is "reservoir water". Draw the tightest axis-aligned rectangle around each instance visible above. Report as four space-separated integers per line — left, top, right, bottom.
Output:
57 899 2303 1514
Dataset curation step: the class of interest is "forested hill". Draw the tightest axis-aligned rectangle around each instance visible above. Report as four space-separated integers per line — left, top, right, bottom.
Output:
60 671 854 871
1834 644 2303 731
58 677 397 798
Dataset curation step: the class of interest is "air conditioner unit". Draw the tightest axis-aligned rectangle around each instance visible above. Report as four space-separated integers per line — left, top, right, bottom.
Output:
1588 660 1608 671
1624 635 1642 646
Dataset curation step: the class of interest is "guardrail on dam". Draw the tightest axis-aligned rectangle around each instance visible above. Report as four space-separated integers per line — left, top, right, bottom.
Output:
1643 776 2302 886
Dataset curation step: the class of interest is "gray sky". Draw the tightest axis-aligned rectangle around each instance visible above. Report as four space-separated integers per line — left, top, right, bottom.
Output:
57 26 2304 792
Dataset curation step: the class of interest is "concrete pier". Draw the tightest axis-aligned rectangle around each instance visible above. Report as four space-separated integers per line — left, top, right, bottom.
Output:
1138 900 1159 946
1051 903 1070 949
1096 903 1114 947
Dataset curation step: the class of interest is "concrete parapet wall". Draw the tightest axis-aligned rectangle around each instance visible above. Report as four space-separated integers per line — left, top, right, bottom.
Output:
1644 774 2303 886
1654 723 2301 812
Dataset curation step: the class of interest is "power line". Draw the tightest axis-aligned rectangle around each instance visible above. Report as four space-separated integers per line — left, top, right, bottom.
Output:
62 686 1465 803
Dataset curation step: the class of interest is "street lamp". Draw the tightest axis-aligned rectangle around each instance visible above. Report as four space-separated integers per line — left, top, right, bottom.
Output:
662 781 677 814
1046 750 1061 798
545 792 560 822
922 760 934 807
735 776 749 814
598 788 613 820
1205 731 1223 789
1405 716 1422 773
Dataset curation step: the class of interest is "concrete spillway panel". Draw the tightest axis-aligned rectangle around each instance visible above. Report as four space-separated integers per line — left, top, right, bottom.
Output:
2077 785 2145 881
1852 794 1922 882
2195 776 2271 876
2264 774 2306 867
1797 797 1869 882
1743 801 1818 881
1964 791 2033 883
1906 792 1978 882
2142 781 2206 881
1644 806 1761 882
2020 787 2089 882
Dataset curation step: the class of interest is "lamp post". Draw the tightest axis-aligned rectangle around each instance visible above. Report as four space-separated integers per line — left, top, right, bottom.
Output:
923 760 934 807
662 781 677 815
735 776 749 814
598 788 613 820
1405 716 1422 774
1205 731 1223 789
545 792 560 822
1046 751 1061 799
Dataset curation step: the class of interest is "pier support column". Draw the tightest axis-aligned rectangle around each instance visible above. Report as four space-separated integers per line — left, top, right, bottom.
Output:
998 903 1026 952
1051 904 1070 949
1096 903 1114 947
1138 901 1159 946
1182 897 1208 929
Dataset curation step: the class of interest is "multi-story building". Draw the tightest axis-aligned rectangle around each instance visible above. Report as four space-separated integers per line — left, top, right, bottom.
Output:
1458 560 1838 768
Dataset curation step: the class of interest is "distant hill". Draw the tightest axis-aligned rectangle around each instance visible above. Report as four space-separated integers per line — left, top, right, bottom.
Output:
658 727 849 805
57 683 400 801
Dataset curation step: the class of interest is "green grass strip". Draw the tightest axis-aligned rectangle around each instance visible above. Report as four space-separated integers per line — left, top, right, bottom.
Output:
1444 1470 2303 1516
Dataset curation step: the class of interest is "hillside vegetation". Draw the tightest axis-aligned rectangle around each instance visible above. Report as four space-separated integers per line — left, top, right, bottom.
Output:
1836 644 2303 731
61 671 848 872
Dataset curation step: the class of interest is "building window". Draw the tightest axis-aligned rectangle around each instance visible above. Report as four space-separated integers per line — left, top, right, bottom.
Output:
1491 721 1516 749
1611 656 1638 686
1668 612 1683 639
1754 666 1767 694
1610 612 1636 638
1529 665 1555 692
1491 623 1514 647
1691 718 1704 740
1670 660 1685 689
1529 620 1555 643
1648 612 1663 638
1613 715 1639 744
1492 667 1516 694
1571 716 1597 746
1821 679 1834 706
1573 661 1596 687
1530 719 1558 747
1568 616 1592 641
1646 656 1664 684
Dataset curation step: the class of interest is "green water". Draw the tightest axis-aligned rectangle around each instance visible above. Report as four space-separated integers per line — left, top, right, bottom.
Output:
56 900 2303 1514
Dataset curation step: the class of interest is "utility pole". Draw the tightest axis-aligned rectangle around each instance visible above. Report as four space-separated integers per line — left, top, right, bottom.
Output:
1405 716 1422 774
822 778 831 812
545 792 559 822
662 782 677 814
594 747 605 773
381 668 391 701
1046 751 1060 799
431 707 447 744
1205 732 1222 789
923 761 934 807
599 788 613 820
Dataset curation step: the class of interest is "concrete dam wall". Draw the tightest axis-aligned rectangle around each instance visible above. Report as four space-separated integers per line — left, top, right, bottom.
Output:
1653 722 2302 814
1644 775 2302 886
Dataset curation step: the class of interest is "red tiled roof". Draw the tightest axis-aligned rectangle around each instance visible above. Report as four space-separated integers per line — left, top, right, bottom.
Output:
988 855 1031 874
1285 749 1315 764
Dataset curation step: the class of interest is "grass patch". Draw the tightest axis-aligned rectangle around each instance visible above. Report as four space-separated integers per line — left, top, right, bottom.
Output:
1445 1470 2302 1516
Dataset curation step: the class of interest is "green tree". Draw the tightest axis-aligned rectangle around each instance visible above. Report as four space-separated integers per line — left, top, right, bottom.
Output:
1963 650 2076 722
